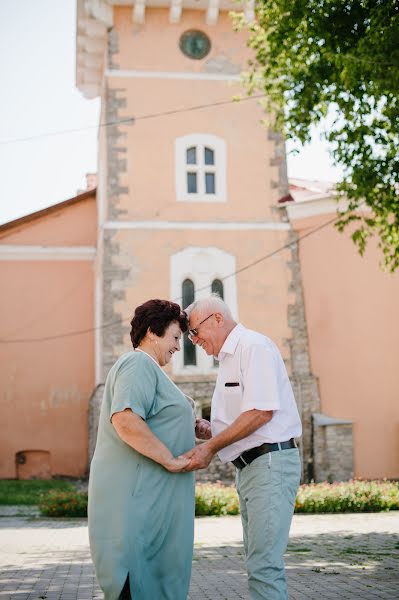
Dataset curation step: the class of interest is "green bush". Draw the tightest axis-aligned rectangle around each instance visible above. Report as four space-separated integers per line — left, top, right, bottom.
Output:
0 479 75 505
36 479 399 518
195 483 240 516
295 480 399 514
39 490 88 517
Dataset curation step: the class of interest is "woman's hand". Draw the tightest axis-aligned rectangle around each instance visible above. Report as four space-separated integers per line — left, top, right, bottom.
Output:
195 418 212 440
163 455 192 472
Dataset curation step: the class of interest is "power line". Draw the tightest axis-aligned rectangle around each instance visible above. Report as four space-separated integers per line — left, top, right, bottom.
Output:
0 213 340 344
0 95 265 146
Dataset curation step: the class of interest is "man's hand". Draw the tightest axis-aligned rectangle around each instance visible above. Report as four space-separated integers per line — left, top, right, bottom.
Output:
180 442 215 471
195 418 212 440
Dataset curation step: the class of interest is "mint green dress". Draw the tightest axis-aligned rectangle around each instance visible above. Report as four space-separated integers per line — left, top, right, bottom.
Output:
88 351 195 600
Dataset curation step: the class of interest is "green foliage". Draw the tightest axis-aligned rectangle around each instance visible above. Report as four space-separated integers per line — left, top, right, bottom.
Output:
195 483 240 516
39 490 88 517
295 479 399 513
0 479 75 505
32 480 399 517
233 1 399 271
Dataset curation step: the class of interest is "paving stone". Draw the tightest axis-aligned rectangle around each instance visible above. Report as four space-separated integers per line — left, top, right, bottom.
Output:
0 513 398 598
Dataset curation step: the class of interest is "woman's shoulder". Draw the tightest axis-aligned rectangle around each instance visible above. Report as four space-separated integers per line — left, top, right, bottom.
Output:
112 350 160 378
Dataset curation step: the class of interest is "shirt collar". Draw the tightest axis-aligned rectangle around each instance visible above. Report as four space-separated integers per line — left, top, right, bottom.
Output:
218 323 245 360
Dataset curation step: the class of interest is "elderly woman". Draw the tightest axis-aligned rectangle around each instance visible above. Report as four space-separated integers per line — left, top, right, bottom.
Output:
88 299 195 600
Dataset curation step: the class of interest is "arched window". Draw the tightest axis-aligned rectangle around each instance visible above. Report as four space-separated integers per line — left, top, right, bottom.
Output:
170 247 238 375
182 278 196 366
175 134 227 202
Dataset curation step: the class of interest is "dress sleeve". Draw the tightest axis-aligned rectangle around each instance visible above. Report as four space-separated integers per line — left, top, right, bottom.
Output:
110 354 157 421
241 344 281 412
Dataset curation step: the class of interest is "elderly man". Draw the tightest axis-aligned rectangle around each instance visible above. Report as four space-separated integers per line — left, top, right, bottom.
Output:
183 296 302 600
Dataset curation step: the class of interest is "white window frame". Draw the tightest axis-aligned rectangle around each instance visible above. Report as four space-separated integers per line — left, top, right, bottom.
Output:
170 246 238 375
175 134 227 202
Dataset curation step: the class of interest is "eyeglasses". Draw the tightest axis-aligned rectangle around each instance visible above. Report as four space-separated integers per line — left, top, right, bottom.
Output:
188 313 214 340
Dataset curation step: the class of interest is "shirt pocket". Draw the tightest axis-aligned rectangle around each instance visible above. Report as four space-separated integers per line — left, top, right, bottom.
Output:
222 386 242 422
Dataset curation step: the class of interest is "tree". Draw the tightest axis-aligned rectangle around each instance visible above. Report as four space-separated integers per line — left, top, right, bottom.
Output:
234 0 399 271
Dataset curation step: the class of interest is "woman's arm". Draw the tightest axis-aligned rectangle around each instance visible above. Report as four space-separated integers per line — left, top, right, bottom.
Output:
111 408 190 472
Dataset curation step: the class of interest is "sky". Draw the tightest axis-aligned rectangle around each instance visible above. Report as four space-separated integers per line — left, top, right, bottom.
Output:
0 0 343 226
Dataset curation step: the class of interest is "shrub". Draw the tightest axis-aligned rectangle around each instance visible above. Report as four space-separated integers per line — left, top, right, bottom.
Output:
39 490 88 517
295 480 399 514
36 479 399 518
195 483 240 516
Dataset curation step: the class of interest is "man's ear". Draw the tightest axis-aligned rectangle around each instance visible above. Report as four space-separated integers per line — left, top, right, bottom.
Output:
214 312 224 326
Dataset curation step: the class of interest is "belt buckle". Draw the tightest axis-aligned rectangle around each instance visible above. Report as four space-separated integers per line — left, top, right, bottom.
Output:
238 454 248 468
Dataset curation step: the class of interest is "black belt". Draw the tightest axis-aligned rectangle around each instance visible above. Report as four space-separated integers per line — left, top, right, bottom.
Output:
232 438 297 469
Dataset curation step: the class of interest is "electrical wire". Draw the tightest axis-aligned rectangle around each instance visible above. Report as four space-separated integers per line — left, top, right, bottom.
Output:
0 94 265 146
0 212 340 344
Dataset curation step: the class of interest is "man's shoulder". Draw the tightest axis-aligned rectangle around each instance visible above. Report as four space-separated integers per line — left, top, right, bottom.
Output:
238 325 275 351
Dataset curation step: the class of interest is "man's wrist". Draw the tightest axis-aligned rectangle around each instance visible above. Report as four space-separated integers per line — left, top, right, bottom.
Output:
206 437 222 455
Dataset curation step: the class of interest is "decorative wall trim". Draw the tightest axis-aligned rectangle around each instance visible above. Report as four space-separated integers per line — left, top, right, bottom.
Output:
104 220 291 231
106 69 241 81
284 196 347 221
0 246 96 261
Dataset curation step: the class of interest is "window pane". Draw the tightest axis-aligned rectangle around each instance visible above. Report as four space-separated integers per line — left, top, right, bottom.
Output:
182 278 195 309
184 334 197 366
187 172 197 193
182 278 196 366
205 172 215 194
204 147 214 165
211 279 224 299
186 147 197 164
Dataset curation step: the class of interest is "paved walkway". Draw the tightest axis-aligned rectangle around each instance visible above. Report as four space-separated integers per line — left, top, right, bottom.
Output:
0 512 398 599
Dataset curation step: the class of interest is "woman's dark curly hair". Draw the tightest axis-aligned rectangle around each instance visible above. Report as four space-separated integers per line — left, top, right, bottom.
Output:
130 299 188 349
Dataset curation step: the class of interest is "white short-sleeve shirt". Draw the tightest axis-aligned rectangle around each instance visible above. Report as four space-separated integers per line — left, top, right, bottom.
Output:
211 323 302 463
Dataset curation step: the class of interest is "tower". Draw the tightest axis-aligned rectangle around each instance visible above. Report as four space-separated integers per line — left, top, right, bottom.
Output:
76 0 321 481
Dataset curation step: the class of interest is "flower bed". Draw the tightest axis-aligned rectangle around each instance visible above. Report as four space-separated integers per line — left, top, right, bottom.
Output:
37 479 399 518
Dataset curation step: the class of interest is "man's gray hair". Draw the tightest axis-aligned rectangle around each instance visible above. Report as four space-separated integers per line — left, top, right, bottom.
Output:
185 294 233 320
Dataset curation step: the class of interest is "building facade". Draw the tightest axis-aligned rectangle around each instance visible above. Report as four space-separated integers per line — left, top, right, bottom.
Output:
76 0 322 482
1 1 398 482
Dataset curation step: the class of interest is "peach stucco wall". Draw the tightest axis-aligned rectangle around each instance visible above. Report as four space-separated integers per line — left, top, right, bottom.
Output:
107 8 281 223
0 197 96 478
104 227 293 366
293 213 399 479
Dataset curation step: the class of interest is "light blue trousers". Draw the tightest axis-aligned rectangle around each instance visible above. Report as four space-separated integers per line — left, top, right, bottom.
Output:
236 448 301 600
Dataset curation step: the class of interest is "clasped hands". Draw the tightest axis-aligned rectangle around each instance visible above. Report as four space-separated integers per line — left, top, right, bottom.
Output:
172 418 214 472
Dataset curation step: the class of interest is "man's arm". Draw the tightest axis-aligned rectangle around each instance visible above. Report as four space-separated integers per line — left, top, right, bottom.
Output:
182 409 272 470
112 408 190 472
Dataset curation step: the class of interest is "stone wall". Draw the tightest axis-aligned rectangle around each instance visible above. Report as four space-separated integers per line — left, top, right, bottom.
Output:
88 384 105 465
102 26 133 378
312 413 354 482
270 129 322 482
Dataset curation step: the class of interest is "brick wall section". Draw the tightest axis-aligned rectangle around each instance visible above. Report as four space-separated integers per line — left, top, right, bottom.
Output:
286 235 322 481
313 414 354 482
88 384 105 464
102 27 133 376
269 128 322 482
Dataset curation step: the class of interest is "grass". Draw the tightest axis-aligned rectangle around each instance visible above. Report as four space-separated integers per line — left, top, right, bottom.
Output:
0 479 75 505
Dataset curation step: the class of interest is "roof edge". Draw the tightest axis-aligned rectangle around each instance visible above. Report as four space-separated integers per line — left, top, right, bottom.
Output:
0 188 97 236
